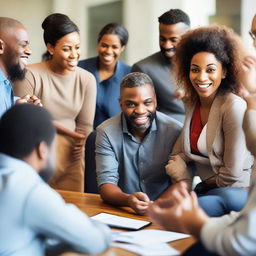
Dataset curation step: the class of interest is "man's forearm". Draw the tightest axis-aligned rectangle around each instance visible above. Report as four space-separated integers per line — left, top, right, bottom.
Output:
99 184 130 206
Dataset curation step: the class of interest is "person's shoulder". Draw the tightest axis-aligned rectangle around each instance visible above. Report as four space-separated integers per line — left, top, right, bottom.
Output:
220 92 246 107
78 57 97 70
117 60 131 73
96 114 122 134
27 62 47 73
156 111 183 129
132 52 162 67
76 66 96 81
217 92 246 116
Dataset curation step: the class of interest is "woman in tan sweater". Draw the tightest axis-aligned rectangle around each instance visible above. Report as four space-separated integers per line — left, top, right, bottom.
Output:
14 13 96 192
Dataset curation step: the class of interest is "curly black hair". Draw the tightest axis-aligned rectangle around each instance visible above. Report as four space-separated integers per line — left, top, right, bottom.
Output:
174 25 245 105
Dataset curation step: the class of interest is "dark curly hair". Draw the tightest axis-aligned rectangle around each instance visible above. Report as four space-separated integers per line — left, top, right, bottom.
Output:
174 25 245 105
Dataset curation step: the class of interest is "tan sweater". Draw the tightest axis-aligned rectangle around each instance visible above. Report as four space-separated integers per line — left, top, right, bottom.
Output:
14 62 96 138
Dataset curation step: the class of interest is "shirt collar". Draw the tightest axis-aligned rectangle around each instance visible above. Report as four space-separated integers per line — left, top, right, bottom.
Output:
0 69 9 83
0 153 35 175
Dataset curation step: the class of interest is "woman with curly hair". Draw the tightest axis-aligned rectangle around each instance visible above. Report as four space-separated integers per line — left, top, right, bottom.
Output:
165 25 254 217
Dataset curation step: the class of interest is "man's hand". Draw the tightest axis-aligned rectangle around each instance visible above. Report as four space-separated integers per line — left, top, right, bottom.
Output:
16 94 43 106
128 192 151 215
147 182 209 237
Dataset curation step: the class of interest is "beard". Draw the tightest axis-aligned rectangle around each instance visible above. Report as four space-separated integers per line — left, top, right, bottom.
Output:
8 63 26 82
39 153 56 183
160 46 175 60
125 111 156 132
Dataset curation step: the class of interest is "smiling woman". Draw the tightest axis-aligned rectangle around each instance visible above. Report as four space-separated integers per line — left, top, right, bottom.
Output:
79 23 131 128
13 13 96 192
165 25 254 217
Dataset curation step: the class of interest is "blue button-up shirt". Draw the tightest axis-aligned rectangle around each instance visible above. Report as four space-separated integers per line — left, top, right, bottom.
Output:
79 57 131 128
0 69 14 117
96 111 182 200
0 153 110 255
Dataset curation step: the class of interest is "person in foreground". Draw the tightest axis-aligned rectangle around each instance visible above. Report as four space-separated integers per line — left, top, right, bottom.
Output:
147 23 256 256
95 72 182 215
79 23 131 128
0 17 41 117
0 104 110 256
165 25 253 217
131 9 190 123
14 13 96 192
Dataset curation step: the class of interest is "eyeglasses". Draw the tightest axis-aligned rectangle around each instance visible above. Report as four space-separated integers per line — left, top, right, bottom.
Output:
249 31 256 40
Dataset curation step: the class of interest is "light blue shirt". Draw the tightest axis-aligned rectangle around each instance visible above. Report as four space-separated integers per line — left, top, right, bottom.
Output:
0 153 110 256
0 70 14 117
96 111 182 200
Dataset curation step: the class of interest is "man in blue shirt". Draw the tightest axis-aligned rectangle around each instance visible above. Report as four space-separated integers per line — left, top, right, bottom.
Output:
0 104 110 255
96 72 182 215
0 17 41 117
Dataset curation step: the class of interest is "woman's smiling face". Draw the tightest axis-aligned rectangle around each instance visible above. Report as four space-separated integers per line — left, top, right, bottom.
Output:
189 51 226 101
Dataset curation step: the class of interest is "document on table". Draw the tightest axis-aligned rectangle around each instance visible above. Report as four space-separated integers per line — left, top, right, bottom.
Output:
91 212 151 230
111 229 190 256
111 241 180 256
111 229 190 245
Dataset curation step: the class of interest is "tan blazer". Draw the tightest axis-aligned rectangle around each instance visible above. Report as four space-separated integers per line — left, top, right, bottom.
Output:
166 92 254 187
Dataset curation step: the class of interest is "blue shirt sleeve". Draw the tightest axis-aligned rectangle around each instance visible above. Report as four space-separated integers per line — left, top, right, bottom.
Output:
95 127 120 187
24 183 111 254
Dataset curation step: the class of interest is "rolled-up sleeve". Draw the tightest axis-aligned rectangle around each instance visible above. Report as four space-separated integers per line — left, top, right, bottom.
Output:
95 128 119 187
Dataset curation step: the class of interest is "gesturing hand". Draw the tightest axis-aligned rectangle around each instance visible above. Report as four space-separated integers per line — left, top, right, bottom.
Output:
147 182 209 237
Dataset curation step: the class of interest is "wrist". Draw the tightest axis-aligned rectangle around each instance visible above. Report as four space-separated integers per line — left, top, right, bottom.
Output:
247 101 256 110
187 210 209 238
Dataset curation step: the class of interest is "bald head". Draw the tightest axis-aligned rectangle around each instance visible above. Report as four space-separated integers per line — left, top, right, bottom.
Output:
0 17 23 36
0 17 31 81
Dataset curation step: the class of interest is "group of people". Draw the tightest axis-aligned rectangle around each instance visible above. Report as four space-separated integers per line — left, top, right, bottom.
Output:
0 7 256 256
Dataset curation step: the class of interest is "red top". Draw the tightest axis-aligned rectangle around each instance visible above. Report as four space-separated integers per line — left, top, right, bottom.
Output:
190 103 203 156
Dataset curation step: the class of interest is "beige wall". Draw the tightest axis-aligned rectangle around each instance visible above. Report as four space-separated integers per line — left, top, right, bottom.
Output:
0 0 255 65
0 0 52 63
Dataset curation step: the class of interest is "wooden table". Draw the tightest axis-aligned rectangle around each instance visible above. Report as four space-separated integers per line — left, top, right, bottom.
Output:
58 190 196 256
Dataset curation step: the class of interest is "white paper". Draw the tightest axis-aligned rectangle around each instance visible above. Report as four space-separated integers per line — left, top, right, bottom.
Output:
111 241 180 256
111 229 190 245
91 212 151 230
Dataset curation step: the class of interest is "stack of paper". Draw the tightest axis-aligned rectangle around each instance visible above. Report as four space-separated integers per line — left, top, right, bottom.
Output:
111 229 190 256
91 213 190 255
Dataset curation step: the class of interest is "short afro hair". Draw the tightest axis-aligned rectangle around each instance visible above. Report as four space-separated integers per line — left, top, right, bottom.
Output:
0 104 56 158
120 72 155 97
158 9 190 26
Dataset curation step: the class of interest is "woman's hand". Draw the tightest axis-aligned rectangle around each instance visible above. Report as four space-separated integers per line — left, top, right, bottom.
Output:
16 94 43 106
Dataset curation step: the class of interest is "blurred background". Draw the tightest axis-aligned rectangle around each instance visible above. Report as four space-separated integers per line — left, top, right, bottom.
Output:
0 0 255 65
